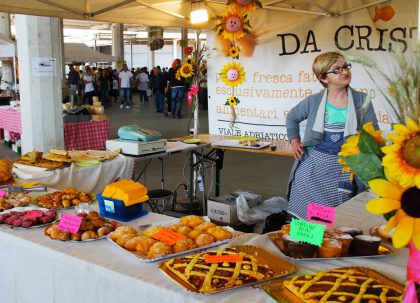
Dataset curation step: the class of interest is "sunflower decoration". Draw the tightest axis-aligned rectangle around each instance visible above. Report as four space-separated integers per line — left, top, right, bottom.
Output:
214 10 251 42
220 62 246 87
179 63 194 78
175 69 182 81
365 167 420 249
227 0 262 13
381 118 420 188
226 96 240 107
184 46 193 55
184 57 195 65
228 45 240 59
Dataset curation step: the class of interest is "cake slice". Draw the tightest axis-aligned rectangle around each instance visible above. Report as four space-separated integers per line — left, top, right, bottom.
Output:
283 267 402 303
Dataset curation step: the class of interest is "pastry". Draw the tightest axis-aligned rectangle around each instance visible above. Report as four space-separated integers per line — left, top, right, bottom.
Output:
81 230 97 241
370 224 394 242
111 226 137 240
335 227 363 237
177 226 192 236
135 238 157 255
195 233 215 247
282 235 317 258
283 267 402 303
334 233 353 256
351 235 381 256
116 234 136 247
187 229 201 240
173 238 197 253
164 247 274 293
71 232 82 241
143 225 164 237
148 242 173 258
180 215 205 228
206 226 233 241
194 222 216 232
280 223 290 236
125 235 148 251
317 238 342 258
97 227 113 237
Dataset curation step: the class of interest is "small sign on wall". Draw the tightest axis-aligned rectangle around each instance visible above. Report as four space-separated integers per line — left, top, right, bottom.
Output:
32 57 56 76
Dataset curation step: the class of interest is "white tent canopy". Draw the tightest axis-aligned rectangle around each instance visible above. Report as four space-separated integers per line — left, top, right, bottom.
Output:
64 43 117 63
0 32 16 58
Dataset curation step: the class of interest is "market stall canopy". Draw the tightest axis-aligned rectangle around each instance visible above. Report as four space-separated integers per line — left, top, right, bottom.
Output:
0 0 392 29
64 43 117 63
0 32 16 58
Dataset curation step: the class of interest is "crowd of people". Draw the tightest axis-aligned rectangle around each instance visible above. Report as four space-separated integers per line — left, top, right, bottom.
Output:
66 60 195 119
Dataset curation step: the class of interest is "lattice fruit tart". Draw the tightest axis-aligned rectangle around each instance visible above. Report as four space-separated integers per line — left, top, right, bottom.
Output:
162 247 275 293
282 267 403 303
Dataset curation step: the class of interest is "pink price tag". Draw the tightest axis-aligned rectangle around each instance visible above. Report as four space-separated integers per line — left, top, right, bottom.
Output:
24 210 44 219
307 203 335 226
0 190 6 197
57 213 82 234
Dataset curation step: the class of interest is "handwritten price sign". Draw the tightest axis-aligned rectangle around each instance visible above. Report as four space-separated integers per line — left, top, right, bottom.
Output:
57 213 82 234
151 228 185 246
205 254 243 263
290 218 325 246
0 190 6 197
307 203 335 226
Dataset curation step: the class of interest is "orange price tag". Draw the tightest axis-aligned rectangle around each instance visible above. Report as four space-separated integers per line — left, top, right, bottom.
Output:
151 228 185 246
204 254 243 264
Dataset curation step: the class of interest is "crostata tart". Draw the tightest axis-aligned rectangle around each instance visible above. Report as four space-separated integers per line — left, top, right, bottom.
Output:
283 267 402 303
164 247 274 293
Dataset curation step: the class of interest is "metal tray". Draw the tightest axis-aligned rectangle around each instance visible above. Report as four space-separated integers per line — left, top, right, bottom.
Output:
159 245 297 294
107 225 238 263
0 206 61 229
268 232 393 260
261 266 404 303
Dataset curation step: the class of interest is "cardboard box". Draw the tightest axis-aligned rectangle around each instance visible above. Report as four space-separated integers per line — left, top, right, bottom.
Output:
91 114 108 121
207 194 238 224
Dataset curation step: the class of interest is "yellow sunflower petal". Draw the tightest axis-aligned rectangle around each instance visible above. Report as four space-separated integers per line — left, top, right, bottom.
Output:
406 118 420 132
412 219 420 250
393 123 411 136
383 214 398 233
368 179 403 200
365 198 400 214
388 133 406 144
392 216 414 248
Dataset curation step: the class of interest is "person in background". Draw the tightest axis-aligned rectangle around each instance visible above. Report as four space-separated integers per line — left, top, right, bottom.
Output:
83 67 95 105
67 65 79 105
98 69 111 108
167 59 185 119
110 74 118 106
118 64 133 109
136 67 149 103
286 52 378 219
150 67 166 113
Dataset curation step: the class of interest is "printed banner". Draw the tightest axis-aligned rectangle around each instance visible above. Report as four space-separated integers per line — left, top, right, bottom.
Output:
207 0 418 140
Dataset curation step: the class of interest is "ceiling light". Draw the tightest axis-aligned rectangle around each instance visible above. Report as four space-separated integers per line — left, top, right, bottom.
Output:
190 1 208 24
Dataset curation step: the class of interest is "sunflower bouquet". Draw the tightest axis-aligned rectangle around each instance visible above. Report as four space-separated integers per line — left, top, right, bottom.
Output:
178 45 209 109
339 47 419 302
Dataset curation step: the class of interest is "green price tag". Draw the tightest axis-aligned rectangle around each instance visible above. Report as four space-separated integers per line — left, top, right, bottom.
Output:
289 218 325 246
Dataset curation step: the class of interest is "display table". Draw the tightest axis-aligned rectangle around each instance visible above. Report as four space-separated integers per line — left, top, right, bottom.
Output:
0 106 21 134
0 191 407 303
64 120 109 150
15 155 135 194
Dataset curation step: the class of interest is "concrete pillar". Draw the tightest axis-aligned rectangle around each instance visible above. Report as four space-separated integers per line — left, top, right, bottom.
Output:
15 15 64 153
112 23 124 68
0 13 13 90
149 49 155 70
181 28 188 62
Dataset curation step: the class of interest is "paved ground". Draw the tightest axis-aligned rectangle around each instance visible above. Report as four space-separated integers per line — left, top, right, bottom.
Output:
0 93 295 211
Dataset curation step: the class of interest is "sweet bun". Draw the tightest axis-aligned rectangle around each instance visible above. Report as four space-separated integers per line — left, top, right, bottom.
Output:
81 230 97 241
143 225 164 237
180 215 205 228
136 237 157 255
111 226 137 240
125 236 148 251
187 229 201 240
116 234 136 246
195 233 215 247
177 226 192 236
194 222 216 233
207 227 232 241
173 238 197 253
97 227 113 237
70 232 82 241
148 242 173 258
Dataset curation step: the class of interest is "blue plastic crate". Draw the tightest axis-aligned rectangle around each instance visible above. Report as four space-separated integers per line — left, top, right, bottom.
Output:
97 194 148 222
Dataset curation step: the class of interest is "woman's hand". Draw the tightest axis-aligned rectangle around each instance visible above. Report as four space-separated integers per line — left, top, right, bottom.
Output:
290 138 304 160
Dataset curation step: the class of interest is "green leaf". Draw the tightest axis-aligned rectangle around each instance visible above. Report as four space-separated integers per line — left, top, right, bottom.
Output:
359 129 381 156
341 154 385 186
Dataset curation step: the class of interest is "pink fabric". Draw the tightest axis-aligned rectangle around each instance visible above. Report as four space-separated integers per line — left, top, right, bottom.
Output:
187 84 200 107
0 108 22 134
404 242 420 303
64 120 109 150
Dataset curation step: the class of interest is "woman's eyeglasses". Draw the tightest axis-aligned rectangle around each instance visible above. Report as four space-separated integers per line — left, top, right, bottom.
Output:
323 63 352 76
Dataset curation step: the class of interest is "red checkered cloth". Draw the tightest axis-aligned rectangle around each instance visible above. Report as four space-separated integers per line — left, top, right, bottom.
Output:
64 120 109 150
0 108 22 134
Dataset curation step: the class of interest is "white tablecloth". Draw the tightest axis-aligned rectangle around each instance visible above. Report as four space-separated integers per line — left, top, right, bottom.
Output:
15 154 135 194
0 191 408 303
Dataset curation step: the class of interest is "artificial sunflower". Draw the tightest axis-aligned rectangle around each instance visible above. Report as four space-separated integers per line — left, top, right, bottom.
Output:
175 69 182 81
365 168 420 249
180 63 194 78
220 62 246 87
228 45 240 59
382 118 420 188
214 10 251 41
184 57 195 65
226 96 240 107
228 0 262 13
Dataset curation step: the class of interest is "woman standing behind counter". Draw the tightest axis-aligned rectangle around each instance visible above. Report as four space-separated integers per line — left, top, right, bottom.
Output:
286 52 378 219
